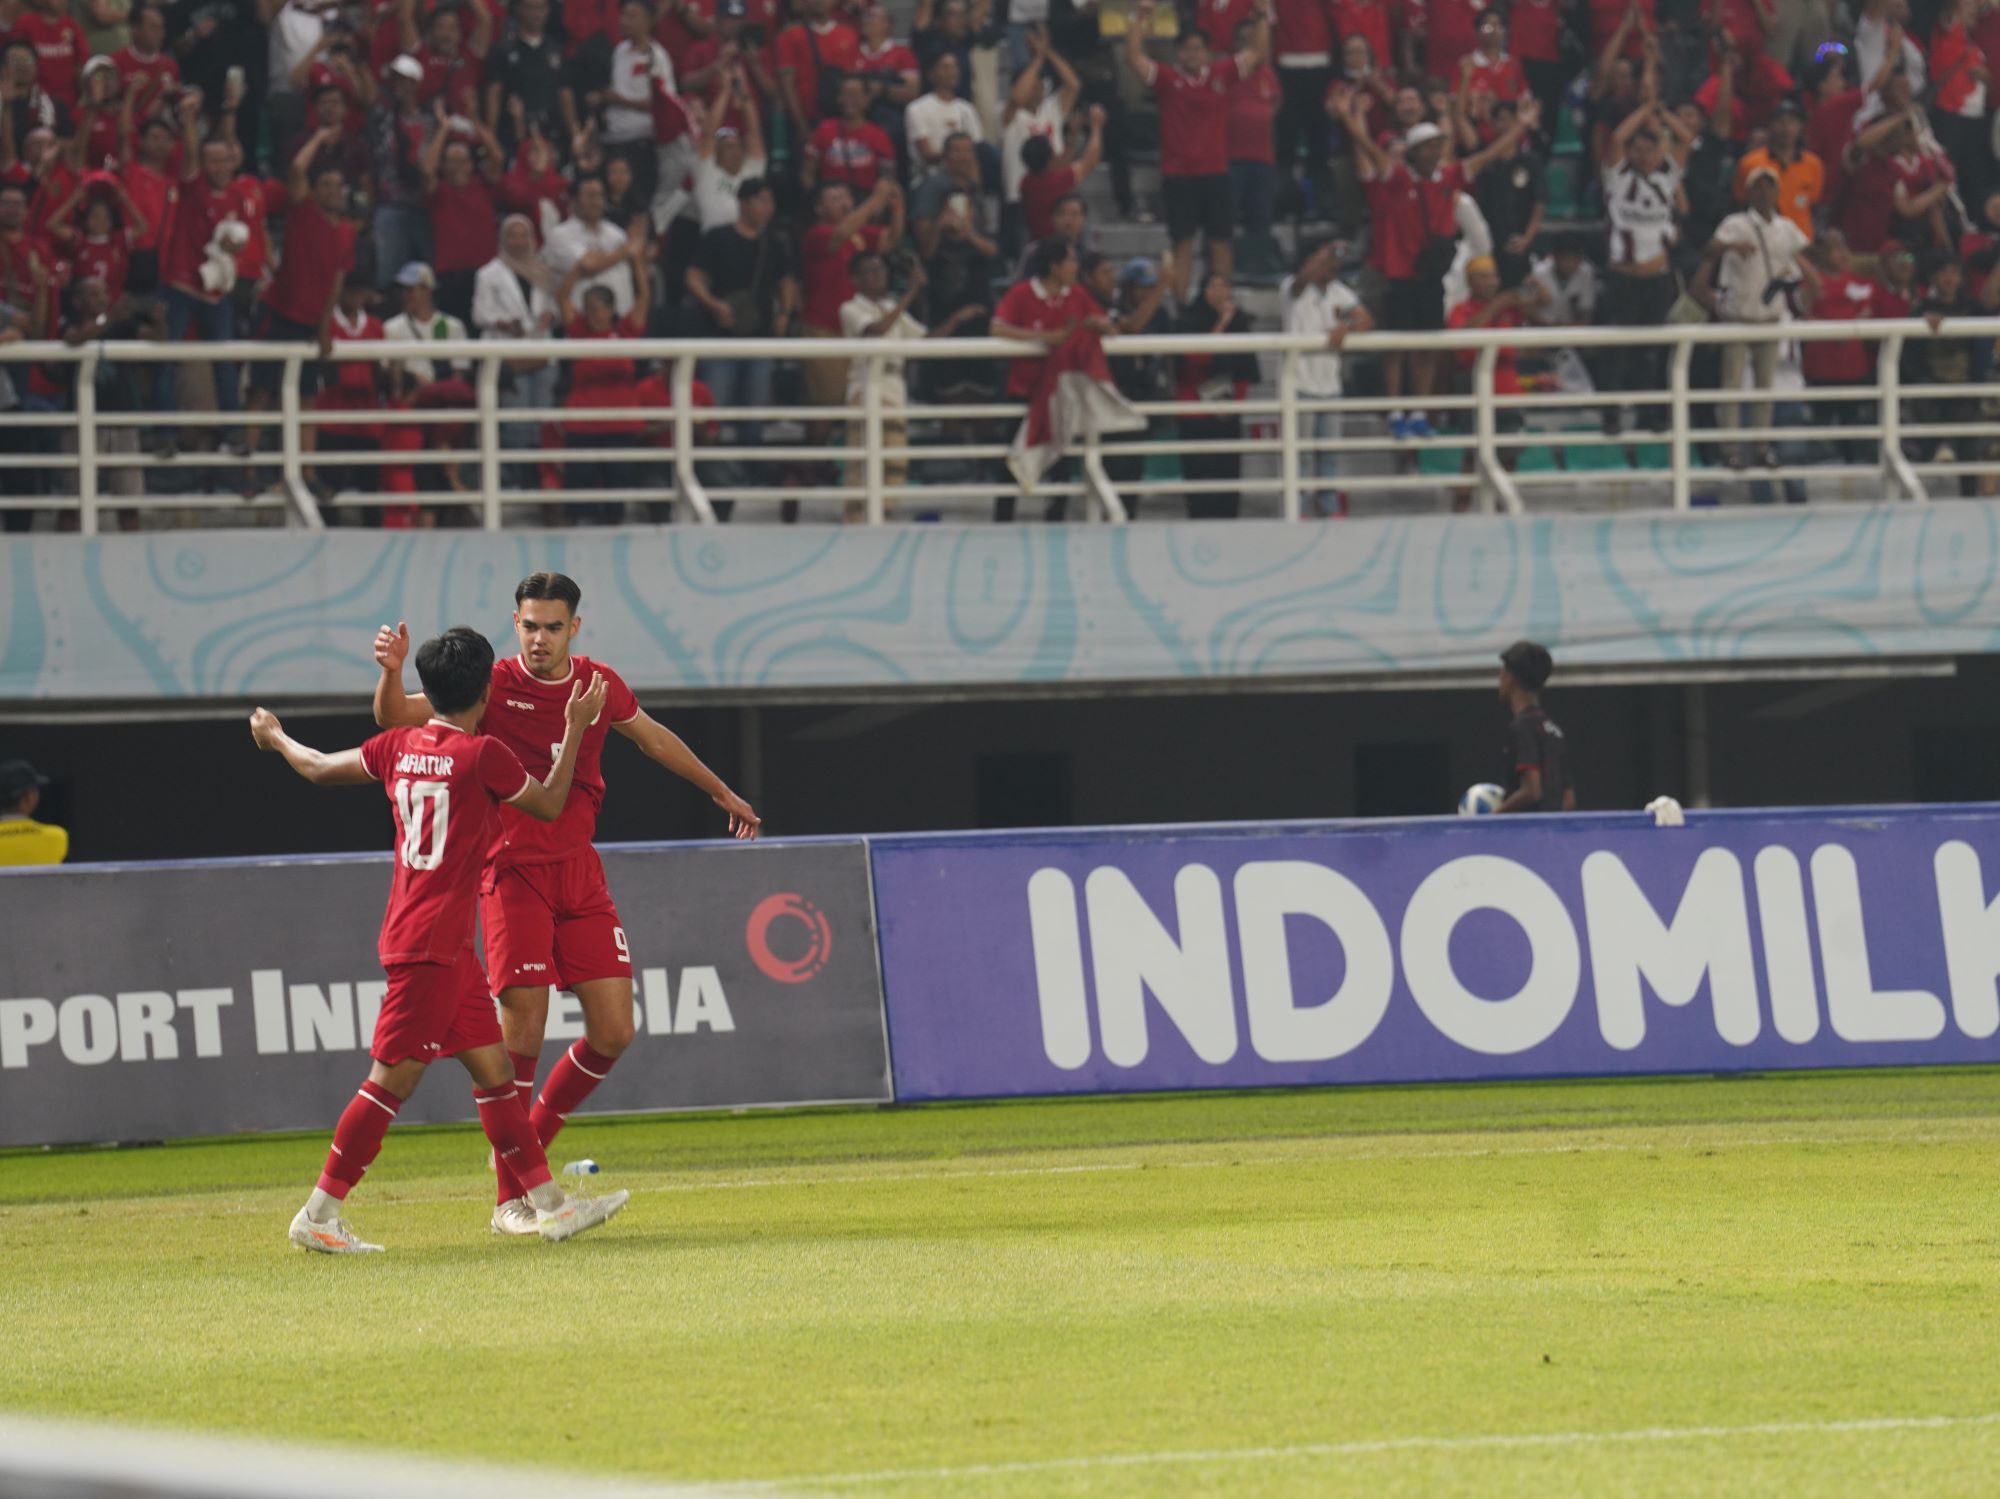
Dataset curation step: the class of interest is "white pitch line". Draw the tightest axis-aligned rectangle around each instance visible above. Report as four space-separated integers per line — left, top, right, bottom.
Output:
720 1411 2000 1491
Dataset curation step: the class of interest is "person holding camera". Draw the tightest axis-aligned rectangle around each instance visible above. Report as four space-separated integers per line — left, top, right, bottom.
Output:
1694 165 1819 470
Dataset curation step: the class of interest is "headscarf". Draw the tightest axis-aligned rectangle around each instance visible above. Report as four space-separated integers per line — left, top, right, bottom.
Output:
498 214 555 296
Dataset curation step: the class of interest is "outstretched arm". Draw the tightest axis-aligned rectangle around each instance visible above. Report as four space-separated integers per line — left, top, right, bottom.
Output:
509 673 607 821
613 707 762 837
248 709 375 785
371 621 434 726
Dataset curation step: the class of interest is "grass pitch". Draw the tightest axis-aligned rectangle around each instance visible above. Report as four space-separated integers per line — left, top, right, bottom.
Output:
7 1071 2000 1496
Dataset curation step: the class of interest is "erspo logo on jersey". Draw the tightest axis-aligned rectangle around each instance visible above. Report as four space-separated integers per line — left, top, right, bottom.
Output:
746 893 834 984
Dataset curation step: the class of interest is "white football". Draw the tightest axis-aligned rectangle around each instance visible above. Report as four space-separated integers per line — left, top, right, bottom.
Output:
1458 783 1505 816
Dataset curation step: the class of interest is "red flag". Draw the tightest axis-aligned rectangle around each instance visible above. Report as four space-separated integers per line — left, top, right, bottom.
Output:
1006 324 1147 491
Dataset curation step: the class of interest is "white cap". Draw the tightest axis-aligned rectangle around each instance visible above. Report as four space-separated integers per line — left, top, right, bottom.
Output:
1404 122 1444 147
388 54 424 81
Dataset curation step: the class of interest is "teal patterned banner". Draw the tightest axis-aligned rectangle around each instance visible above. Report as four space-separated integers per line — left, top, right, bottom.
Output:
4 504 1997 700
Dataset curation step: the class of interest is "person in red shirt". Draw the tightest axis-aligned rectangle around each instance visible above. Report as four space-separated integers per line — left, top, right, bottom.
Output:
1843 108 1954 254
111 6 179 115
252 629 628 1254
151 92 249 448
373 573 759 1230
419 105 505 321
304 271 386 497
991 234 1113 399
654 0 715 72
1459 10 1525 106
804 74 894 192
1413 0 1485 81
117 112 175 292
1508 0 1562 122
1799 228 1882 461
74 57 124 168
45 172 147 301
1931 0 1993 208
775 0 859 139
9 0 86 113
1227 22 1281 245
1342 87 1536 437
853 1 919 124
1125 0 1269 299
498 123 570 222
404 0 491 115
799 176 899 449
1018 105 1104 240
0 182 51 335
243 125 358 467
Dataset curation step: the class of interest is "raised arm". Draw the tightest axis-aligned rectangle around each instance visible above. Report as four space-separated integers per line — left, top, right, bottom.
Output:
1071 103 1106 178
612 708 761 837
1604 98 1653 170
371 622 434 726
419 102 451 191
1590 7 1637 98
509 674 607 822
248 709 376 785
1125 0 1159 86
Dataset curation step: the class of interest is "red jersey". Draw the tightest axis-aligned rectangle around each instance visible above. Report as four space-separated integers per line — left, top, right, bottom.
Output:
1447 296 1522 390
801 220 880 328
430 176 497 271
562 0 622 49
775 20 859 118
1464 50 1526 100
1020 163 1077 240
1809 86 1862 205
1843 151 1939 252
1586 0 1652 53
69 231 129 300
261 198 356 326
1151 56 1242 178
360 721 533 965
654 0 714 70
11 9 86 111
1802 271 1880 382
1364 158 1462 278
0 231 49 312
1273 0 1337 58
499 161 569 223
1417 0 1486 78
480 655 641 865
564 317 647 432
994 276 1100 396
121 160 173 252
160 175 248 298
806 118 895 192
417 45 483 114
1196 0 1256 46
1330 0 1392 66
111 44 179 119
1509 0 1559 60
1228 64 1280 163
853 39 918 85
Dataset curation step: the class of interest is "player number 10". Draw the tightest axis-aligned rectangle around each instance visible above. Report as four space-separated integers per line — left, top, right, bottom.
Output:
393 779 451 871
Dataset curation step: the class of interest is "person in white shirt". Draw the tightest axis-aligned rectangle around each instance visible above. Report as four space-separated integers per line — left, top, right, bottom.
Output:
603 0 677 211
689 77 768 231
1527 234 1599 326
1281 240 1371 518
1000 28 1078 213
1695 167 1820 469
904 53 982 180
542 176 637 313
473 215 563 484
381 262 471 389
836 250 982 517
1599 100 1690 434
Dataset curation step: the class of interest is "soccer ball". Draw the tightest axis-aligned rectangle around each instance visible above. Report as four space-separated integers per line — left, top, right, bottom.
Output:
1458 783 1504 816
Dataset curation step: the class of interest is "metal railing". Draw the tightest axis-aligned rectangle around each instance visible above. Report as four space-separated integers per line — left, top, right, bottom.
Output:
3 317 1996 532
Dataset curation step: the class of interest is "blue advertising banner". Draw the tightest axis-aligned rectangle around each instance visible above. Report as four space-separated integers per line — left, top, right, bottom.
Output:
871 808 2000 1100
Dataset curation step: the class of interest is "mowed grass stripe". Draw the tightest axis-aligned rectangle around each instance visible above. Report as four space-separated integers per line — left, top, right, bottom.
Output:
6 1072 2000 1497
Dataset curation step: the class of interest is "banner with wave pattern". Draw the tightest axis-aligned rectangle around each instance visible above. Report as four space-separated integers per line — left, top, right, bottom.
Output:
4 503 1997 699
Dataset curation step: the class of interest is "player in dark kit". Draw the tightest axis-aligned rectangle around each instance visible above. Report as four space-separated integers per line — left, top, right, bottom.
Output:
252 627 631 1253
1496 639 1575 813
371 573 761 1234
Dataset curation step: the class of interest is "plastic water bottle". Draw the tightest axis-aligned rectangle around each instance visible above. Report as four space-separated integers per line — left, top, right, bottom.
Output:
562 1159 599 1181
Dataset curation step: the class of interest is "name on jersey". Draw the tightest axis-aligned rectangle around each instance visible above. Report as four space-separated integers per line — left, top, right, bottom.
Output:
395 751 456 776
506 699 536 710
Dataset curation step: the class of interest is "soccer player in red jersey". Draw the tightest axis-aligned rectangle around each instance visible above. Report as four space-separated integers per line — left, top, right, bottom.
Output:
251 627 631 1253
372 572 760 1233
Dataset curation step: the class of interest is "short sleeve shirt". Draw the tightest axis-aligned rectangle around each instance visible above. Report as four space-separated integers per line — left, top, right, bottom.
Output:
478 655 641 866
1152 56 1242 178
1504 705 1570 812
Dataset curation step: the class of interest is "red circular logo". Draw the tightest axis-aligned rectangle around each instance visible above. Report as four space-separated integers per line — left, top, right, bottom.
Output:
746 893 833 983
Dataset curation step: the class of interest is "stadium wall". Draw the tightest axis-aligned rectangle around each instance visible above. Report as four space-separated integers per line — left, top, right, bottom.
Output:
9 805 2000 1146
6 503 1999 701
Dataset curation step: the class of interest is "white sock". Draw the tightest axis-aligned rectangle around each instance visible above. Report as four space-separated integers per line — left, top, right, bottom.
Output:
527 1181 565 1213
1389 408 1406 423
304 1187 342 1224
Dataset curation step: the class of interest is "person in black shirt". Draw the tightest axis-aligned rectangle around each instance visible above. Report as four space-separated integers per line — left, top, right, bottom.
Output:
1497 639 1574 813
484 0 578 157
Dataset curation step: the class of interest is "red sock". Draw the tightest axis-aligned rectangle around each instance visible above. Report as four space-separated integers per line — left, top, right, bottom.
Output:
316 1080 401 1199
530 1041 618 1149
473 1085 553 1195
492 1050 538 1206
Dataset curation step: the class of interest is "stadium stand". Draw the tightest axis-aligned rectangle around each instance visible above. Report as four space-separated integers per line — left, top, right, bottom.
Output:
0 0 1990 528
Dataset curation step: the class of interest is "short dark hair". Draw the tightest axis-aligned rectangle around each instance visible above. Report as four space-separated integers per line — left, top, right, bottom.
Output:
1025 236 1075 280
1177 23 1211 46
415 627 495 714
736 174 770 201
849 247 885 277
1079 249 1108 280
1051 192 1084 218
516 571 582 613
1020 135 1055 175
1500 639 1553 692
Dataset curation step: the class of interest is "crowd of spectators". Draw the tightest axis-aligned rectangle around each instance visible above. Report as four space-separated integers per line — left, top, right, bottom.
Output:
0 0 1996 527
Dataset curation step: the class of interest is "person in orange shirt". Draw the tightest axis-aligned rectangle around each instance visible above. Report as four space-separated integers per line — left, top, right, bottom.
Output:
1732 99 1823 237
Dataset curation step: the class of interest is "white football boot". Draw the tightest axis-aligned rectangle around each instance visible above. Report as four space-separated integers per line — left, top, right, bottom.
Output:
536 1189 631 1243
289 1206 385 1254
490 1196 541 1236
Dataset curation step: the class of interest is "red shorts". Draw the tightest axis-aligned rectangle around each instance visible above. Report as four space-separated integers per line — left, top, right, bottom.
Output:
479 846 631 993
371 949 505 1066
